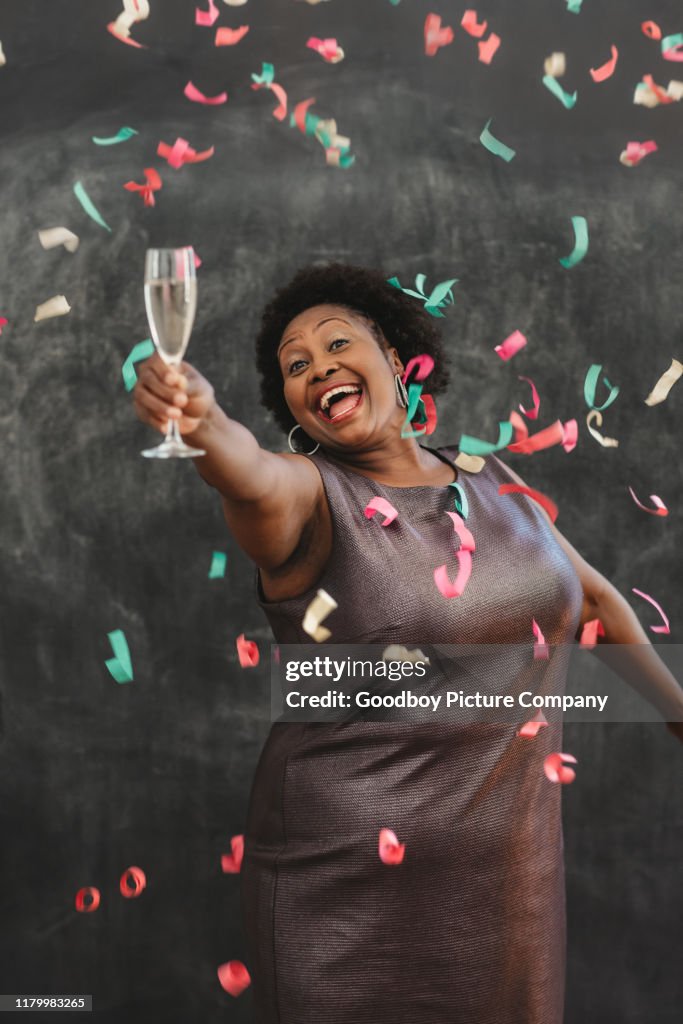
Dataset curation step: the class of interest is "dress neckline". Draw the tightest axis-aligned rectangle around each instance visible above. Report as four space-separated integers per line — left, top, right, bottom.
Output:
313 444 461 490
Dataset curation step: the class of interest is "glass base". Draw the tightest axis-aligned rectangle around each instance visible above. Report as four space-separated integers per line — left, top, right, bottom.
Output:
141 439 206 459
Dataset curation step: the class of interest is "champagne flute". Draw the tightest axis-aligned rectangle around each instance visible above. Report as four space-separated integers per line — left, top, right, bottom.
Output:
141 246 205 458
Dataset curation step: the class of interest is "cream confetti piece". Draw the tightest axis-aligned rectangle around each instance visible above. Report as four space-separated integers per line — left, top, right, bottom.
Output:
382 645 430 665
544 52 566 77
644 358 683 405
0 42 6 66
34 295 71 322
586 409 618 447
38 227 80 253
302 589 338 642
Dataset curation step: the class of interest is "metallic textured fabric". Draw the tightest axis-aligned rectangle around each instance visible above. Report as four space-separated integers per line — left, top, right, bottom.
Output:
242 444 583 1023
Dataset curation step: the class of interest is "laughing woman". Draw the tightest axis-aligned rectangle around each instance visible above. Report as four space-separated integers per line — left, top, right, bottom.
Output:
133 262 683 1024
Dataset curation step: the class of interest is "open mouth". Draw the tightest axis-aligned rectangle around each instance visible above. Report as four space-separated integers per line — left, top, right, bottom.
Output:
316 384 364 423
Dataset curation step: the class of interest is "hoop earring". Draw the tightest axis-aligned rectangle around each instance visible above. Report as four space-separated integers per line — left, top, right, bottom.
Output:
288 424 320 455
395 373 409 409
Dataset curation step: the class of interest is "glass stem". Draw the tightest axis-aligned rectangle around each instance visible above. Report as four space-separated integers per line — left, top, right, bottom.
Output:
165 417 182 446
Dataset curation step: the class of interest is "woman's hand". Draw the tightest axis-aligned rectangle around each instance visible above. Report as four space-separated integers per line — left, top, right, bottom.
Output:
133 352 215 435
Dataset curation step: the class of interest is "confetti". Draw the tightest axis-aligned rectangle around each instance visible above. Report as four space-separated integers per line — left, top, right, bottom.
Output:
196 0 220 26
119 866 146 898
619 140 658 167
495 330 527 361
506 416 569 455
251 63 287 120
433 511 475 598
73 180 112 232
387 274 457 317
92 126 138 145
236 634 259 666
565 0 583 12
217 961 251 997
544 52 566 77
480 118 516 161
122 339 155 391
478 33 501 64
38 226 80 253
498 483 559 523
400 382 427 439
643 358 683 406
661 33 683 61
579 619 605 649
215 26 250 45
223 0 249 5
107 0 150 48
0 317 7 334
402 354 435 383
459 420 514 455
34 295 71 322
424 14 454 57
633 74 678 106
302 589 338 642
209 551 228 578
589 45 618 82
517 376 541 419
516 710 548 738
364 497 399 526
448 480 469 518
184 81 228 105
382 645 430 665
0 41 5 66
157 137 215 168
532 618 549 660
559 215 588 268
221 835 244 873
461 10 487 37
105 630 133 683
307 37 344 62
290 100 354 167
75 887 101 912
627 487 668 516
123 167 162 206
641 21 661 40
632 588 670 634
544 753 577 784
378 828 405 865
586 409 619 448
584 363 618 411
543 74 577 108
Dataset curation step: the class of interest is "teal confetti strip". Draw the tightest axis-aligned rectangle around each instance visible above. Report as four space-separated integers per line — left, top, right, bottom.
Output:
448 481 469 519
661 33 683 58
457 421 514 456
480 119 516 162
208 551 227 579
583 364 619 411
401 382 428 438
387 274 458 317
105 630 133 684
92 126 138 146
251 62 275 86
122 339 155 391
559 215 588 268
73 180 112 232
566 0 583 12
542 74 578 109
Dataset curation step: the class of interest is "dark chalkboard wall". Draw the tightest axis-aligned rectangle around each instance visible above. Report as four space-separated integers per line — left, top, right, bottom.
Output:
1 1 681 1021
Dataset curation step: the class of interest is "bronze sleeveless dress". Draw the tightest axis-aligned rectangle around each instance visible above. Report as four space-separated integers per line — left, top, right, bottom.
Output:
241 443 583 1023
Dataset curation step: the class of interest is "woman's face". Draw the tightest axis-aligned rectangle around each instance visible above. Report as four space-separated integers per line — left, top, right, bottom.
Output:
277 303 404 448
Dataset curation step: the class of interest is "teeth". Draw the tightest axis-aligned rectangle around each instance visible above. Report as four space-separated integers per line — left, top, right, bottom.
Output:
319 384 361 412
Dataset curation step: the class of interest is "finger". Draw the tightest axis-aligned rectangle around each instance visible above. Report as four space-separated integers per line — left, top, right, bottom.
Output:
162 366 189 391
134 387 183 423
178 414 202 434
136 365 188 405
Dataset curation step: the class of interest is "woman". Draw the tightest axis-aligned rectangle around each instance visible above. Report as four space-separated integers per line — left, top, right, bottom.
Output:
133 263 682 1023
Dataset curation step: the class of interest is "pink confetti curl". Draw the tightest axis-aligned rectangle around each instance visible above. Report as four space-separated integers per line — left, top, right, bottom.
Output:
641 21 661 41
0 317 8 335
236 634 259 667
424 14 454 57
119 866 147 898
628 485 667 515
221 835 245 873
379 828 405 865
544 752 577 784
532 618 549 660
589 45 618 83
364 497 399 526
434 511 475 598
123 167 162 207
402 353 435 384
516 710 548 738
461 10 488 38
195 0 219 27
75 886 101 912
217 960 251 997
215 26 250 46
478 33 500 65
518 375 541 420
578 618 605 650
631 588 670 634
184 81 228 105
495 329 527 361
157 137 215 169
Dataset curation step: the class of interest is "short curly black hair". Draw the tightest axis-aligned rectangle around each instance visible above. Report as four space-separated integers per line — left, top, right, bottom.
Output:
255 261 451 435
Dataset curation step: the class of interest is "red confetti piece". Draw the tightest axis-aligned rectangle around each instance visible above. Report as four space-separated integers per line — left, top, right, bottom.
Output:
517 376 541 420
251 77 287 121
215 26 250 45
195 0 219 27
560 419 578 452
75 886 101 912
157 138 215 169
236 633 259 667
106 23 146 49
119 866 147 898
506 416 569 455
532 618 549 660
401 354 435 383
378 828 405 865
579 618 605 649
498 483 559 524
641 21 662 40
631 588 670 634
478 32 501 64
642 74 675 104
364 497 399 526
293 97 317 134
417 393 438 435
0 317 8 334
589 45 618 82
544 752 577 784
424 14 454 57
221 835 245 873
123 167 162 207
184 81 228 105
627 485 667 515
461 9 488 38
516 709 548 738
217 960 251 996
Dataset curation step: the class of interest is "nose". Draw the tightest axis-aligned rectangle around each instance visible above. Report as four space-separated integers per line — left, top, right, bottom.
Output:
310 362 340 383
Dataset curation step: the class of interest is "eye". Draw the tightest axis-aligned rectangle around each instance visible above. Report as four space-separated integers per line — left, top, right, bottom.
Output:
287 338 349 374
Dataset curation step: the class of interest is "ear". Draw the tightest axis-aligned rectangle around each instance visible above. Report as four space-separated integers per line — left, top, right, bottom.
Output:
386 345 404 376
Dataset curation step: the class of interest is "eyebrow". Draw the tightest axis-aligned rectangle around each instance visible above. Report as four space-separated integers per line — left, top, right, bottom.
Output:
278 316 351 357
